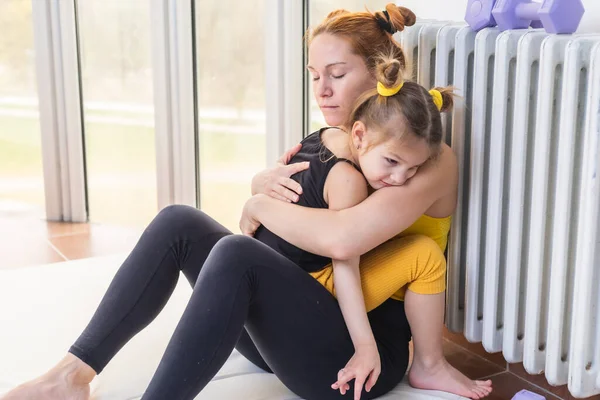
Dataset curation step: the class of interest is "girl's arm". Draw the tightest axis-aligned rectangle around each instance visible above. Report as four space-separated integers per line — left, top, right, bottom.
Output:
325 162 381 397
332 258 375 347
323 163 375 349
244 145 458 259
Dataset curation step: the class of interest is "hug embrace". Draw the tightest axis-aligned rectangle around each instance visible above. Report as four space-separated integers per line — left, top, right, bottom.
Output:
3 4 492 400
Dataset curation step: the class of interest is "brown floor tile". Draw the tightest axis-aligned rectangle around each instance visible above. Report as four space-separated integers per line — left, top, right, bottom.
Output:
443 338 506 380
565 393 600 400
0 237 65 269
0 213 49 240
444 327 508 369
48 224 142 260
0 211 67 268
0 209 143 267
46 221 90 237
509 363 572 399
488 372 561 400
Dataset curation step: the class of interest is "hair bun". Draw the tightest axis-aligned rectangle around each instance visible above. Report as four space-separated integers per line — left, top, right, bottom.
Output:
431 86 455 113
396 6 416 27
375 10 395 34
375 55 403 89
377 4 416 34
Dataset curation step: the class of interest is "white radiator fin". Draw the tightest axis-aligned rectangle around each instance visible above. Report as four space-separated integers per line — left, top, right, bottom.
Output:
503 31 547 365
465 28 500 344
399 20 430 82
546 36 600 387
483 29 529 354
523 35 572 376
442 26 475 333
436 24 465 147
417 22 450 88
569 41 600 398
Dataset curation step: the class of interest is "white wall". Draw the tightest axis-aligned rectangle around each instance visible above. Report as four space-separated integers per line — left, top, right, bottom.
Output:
397 0 599 33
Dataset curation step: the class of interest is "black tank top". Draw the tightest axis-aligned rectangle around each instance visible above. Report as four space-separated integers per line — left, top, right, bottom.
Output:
254 128 358 273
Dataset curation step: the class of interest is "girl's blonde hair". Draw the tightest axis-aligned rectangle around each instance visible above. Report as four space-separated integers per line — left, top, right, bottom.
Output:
346 53 454 159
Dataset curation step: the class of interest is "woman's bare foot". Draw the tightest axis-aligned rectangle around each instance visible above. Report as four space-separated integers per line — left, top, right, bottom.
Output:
408 357 493 399
1 354 95 400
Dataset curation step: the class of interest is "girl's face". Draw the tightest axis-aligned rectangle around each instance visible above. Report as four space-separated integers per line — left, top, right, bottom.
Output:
307 33 376 127
351 121 431 190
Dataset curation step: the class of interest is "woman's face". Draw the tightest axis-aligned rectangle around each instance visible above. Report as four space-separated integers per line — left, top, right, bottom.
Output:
307 33 376 127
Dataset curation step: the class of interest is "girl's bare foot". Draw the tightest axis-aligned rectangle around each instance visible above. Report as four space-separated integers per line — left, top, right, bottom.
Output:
1 354 95 400
408 357 493 399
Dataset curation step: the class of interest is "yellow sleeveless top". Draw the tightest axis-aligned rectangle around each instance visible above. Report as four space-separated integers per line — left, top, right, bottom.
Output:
395 213 452 252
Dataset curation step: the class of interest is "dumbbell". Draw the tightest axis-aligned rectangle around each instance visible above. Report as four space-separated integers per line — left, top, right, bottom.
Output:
465 0 497 31
494 0 585 33
465 0 585 34
465 0 539 30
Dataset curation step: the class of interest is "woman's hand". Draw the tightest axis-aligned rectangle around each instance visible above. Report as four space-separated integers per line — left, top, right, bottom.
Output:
251 143 309 202
239 195 264 237
331 344 381 400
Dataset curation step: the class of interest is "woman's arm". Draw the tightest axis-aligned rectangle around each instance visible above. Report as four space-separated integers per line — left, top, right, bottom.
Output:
250 143 309 202
244 145 458 259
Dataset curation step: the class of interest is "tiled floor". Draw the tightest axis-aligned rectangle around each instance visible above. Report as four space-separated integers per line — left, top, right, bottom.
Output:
0 208 142 270
439 329 600 400
1 209 598 400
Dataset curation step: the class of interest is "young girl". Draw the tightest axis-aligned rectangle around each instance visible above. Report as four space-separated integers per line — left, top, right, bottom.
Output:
244 53 492 400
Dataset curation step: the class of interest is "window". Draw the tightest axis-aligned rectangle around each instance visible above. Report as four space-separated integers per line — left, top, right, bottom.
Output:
77 0 157 227
195 0 266 232
0 0 44 215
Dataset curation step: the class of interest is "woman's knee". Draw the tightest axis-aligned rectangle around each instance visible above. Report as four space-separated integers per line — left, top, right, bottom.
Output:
203 235 262 274
157 204 197 218
149 205 228 237
150 204 198 232
154 204 201 227
212 234 257 253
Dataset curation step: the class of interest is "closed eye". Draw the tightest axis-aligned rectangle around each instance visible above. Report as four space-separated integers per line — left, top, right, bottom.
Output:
332 74 346 79
385 158 398 165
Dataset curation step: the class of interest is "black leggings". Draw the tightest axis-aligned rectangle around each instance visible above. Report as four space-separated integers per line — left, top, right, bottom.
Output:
69 205 411 399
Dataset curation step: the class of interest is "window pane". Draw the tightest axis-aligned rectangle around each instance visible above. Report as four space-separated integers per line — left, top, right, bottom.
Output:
0 0 45 215
308 1 390 133
77 0 157 227
195 1 266 232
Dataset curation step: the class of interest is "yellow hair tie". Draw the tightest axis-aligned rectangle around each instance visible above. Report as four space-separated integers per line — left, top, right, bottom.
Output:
429 89 443 111
377 81 403 97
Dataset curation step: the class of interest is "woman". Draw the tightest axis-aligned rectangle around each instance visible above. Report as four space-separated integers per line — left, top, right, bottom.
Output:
2 4 488 400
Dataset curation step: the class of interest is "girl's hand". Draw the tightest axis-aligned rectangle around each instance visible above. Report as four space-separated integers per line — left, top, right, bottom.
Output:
251 143 309 202
331 344 381 400
239 195 263 237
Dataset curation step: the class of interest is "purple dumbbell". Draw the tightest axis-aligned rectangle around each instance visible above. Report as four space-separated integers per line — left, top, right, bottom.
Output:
511 389 545 400
465 0 498 31
465 0 585 33
492 0 585 34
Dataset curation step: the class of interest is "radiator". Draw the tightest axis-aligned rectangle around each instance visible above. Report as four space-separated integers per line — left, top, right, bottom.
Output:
397 22 600 398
